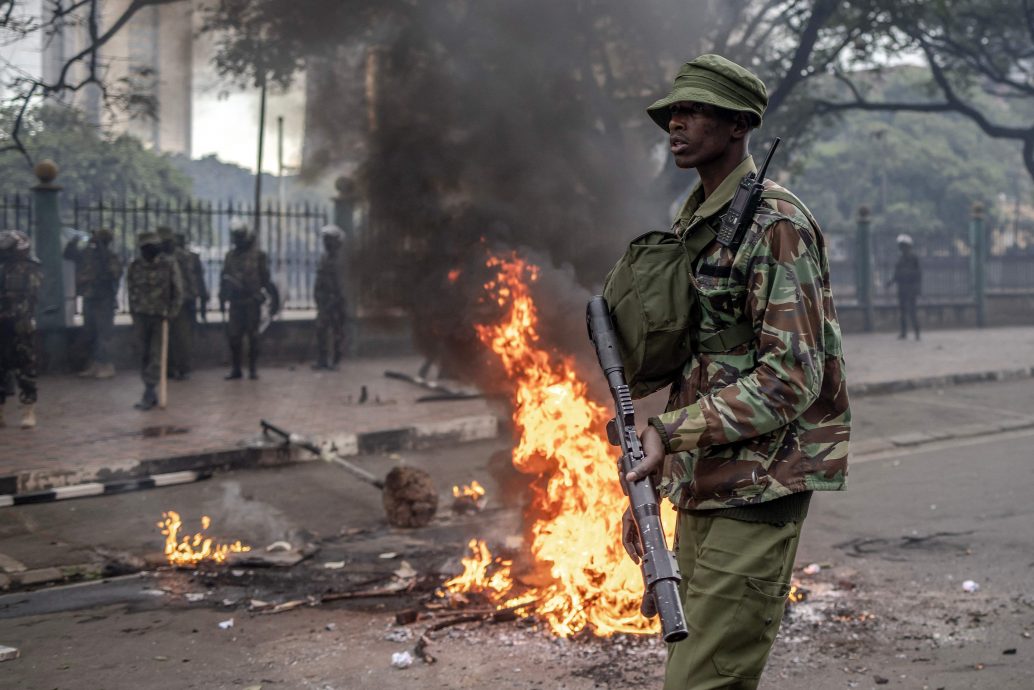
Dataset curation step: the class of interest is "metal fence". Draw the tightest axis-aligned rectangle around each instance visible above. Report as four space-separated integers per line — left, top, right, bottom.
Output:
0 193 33 233
826 221 1034 305
43 197 329 313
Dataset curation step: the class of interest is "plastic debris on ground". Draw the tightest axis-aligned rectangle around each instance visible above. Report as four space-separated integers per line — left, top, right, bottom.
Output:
391 651 414 669
962 579 980 593
218 618 234 630
385 628 415 643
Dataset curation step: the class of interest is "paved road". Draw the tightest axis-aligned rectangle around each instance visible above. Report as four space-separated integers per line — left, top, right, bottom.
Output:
1 380 1033 688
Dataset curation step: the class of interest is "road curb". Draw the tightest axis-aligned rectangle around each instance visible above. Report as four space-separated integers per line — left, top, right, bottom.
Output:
855 417 1034 457
851 366 1034 397
0 414 500 500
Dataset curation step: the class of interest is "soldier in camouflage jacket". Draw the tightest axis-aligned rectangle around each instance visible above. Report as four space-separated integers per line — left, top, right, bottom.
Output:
219 220 277 380
312 224 348 370
622 55 850 689
0 230 43 428
63 228 122 378
127 232 182 410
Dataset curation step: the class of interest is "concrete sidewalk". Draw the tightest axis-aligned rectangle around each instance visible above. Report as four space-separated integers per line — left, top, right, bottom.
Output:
3 325 1034 496
0 356 499 494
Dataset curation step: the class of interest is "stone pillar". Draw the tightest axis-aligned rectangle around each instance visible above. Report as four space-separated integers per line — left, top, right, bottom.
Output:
32 159 73 372
970 202 987 328
334 176 359 356
855 206 874 332
32 160 73 329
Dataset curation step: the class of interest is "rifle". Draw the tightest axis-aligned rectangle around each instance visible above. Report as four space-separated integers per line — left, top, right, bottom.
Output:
586 295 688 643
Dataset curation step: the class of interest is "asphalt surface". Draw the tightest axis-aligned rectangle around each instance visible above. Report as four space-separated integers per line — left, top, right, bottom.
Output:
1 380 1033 688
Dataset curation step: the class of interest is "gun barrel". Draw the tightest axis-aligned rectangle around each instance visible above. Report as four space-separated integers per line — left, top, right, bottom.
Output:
587 295 688 642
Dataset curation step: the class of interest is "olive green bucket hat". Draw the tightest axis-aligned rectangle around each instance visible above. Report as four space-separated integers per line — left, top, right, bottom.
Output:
647 54 768 131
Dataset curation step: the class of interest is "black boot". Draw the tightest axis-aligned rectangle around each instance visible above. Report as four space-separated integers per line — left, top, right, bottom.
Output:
225 344 243 380
134 384 157 411
248 350 259 380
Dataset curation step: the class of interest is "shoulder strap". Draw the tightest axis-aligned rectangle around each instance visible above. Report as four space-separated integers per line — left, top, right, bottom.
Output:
760 189 820 230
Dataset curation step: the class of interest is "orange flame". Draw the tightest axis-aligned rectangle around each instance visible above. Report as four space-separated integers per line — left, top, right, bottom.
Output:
447 252 675 638
447 268 462 283
452 480 487 500
157 511 252 566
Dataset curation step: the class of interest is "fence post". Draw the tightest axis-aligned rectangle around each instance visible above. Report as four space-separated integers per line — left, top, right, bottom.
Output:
970 201 987 328
856 205 874 332
334 176 359 357
32 160 73 329
32 160 73 372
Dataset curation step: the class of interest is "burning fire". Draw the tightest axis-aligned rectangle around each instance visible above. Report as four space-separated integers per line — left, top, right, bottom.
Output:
447 268 462 283
452 480 486 501
445 252 675 638
157 511 251 566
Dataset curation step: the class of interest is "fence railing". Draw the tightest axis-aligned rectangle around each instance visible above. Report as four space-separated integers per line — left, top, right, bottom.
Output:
0 193 33 234
56 197 329 313
826 222 1031 305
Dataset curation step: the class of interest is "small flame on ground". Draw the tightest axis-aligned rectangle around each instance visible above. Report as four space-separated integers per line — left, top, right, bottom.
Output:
452 480 486 500
445 252 676 639
157 510 252 566
788 582 807 603
447 268 462 283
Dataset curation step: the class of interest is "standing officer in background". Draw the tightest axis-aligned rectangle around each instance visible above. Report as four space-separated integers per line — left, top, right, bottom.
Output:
888 233 921 341
0 230 43 429
612 55 850 689
127 232 182 411
166 231 209 380
63 227 122 379
312 224 347 370
220 219 278 380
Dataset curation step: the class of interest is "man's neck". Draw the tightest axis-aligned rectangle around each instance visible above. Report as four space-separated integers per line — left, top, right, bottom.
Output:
697 145 749 199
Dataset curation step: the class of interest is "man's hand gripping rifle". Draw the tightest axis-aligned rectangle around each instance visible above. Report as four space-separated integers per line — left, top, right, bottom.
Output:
586 295 688 643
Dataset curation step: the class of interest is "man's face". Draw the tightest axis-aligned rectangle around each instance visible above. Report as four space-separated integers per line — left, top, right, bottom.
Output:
667 101 736 169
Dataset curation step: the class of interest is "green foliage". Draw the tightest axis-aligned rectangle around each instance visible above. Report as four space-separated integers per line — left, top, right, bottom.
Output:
791 67 1028 234
0 105 191 200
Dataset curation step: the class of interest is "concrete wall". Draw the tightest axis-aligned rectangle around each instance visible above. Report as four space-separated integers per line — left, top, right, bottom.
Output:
837 292 1034 333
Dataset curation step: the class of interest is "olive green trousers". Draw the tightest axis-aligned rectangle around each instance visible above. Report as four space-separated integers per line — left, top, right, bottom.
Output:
664 512 802 690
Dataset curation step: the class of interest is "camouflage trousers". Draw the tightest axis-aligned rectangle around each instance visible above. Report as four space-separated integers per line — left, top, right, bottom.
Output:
315 304 346 365
170 300 196 375
82 295 116 365
664 513 802 690
133 314 167 386
226 301 261 372
0 317 37 405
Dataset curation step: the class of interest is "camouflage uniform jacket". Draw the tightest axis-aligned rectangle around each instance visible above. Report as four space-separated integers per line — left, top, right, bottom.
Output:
314 250 347 311
220 245 270 305
64 241 122 300
173 247 204 302
0 255 43 321
649 155 850 511
127 254 183 318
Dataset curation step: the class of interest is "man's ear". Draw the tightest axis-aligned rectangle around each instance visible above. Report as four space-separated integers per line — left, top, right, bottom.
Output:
730 113 751 140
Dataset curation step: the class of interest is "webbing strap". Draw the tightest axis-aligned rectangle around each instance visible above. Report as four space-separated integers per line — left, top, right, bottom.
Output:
760 189 820 230
698 320 755 353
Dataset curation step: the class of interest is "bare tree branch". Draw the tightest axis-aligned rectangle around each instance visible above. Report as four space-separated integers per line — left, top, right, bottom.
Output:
0 0 184 165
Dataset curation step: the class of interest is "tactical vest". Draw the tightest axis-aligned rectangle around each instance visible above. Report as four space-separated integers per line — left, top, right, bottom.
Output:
602 188 817 398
